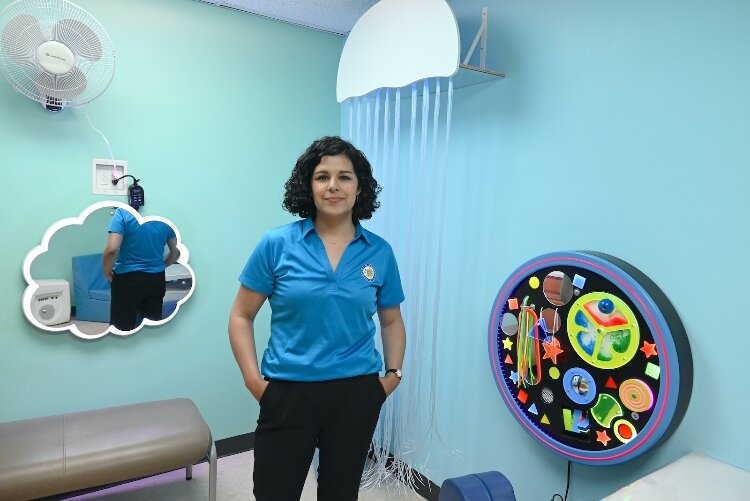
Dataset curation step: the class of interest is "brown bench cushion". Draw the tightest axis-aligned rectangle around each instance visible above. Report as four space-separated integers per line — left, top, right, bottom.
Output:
0 398 212 501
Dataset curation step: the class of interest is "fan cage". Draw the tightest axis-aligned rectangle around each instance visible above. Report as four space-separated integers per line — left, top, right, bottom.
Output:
0 0 115 108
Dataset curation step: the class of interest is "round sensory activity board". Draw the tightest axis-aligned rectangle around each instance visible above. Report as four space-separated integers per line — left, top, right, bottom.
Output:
488 251 692 465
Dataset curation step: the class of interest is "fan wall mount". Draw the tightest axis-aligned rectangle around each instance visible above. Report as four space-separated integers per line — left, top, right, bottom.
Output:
0 0 115 111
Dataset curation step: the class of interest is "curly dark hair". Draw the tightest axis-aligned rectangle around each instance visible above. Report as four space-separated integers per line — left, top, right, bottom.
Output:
283 136 381 221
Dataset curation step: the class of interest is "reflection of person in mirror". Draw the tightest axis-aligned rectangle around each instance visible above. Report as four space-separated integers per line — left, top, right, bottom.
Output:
102 208 180 331
228 136 406 500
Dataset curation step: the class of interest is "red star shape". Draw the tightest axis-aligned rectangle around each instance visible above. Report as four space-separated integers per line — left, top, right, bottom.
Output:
596 430 611 447
640 341 658 358
542 337 564 364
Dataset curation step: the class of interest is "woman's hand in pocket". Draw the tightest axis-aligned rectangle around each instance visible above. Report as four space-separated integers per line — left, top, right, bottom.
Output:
246 377 269 402
379 373 400 398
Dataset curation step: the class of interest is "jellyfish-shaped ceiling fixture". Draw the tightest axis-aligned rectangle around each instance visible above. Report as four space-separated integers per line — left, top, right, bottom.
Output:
336 0 459 102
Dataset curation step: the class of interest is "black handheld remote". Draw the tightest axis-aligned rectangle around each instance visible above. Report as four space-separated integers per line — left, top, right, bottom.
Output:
129 184 145 210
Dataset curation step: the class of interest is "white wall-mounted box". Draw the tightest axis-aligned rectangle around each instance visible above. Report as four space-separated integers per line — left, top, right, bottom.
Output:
92 159 128 195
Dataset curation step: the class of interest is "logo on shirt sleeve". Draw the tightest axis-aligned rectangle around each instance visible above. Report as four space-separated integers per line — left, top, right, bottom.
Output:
361 264 376 281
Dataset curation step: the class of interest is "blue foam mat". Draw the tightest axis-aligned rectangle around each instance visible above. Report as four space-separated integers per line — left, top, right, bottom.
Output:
439 471 516 501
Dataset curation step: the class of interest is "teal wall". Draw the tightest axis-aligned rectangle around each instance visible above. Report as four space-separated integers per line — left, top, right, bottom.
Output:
3 1 749 499
367 0 748 499
0 0 342 441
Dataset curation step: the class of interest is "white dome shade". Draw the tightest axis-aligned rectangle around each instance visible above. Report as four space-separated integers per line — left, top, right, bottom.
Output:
336 0 460 102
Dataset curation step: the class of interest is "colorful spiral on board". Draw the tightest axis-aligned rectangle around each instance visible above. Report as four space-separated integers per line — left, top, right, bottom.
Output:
619 379 655 413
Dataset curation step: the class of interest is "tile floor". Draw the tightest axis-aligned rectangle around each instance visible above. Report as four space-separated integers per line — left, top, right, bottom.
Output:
59 450 427 500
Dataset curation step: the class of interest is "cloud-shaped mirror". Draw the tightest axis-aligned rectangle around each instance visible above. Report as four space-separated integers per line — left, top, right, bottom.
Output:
22 201 195 339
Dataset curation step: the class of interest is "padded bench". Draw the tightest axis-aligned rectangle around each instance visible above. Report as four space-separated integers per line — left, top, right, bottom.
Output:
0 398 216 501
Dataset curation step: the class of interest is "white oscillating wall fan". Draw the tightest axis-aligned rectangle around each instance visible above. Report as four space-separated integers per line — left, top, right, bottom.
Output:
0 0 114 111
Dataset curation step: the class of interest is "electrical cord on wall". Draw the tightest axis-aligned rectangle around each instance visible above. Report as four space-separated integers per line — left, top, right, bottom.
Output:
112 174 138 185
84 107 118 175
550 461 571 501
113 175 144 210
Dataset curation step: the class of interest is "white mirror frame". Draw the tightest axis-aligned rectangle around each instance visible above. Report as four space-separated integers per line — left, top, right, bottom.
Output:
22 201 195 339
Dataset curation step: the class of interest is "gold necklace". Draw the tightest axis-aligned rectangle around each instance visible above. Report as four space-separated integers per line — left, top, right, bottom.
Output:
322 234 351 247
318 226 354 249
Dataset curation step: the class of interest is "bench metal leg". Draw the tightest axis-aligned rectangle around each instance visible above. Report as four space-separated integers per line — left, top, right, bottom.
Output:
208 442 217 501
184 442 216 500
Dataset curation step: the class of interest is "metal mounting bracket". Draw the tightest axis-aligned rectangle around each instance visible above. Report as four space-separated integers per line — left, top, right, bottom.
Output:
462 7 488 69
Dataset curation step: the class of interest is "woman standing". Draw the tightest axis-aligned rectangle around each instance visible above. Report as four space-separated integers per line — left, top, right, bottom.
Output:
228 136 406 500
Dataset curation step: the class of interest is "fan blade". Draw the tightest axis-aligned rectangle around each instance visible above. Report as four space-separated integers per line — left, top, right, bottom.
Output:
52 18 102 61
33 70 55 94
34 67 86 102
53 65 87 99
2 14 47 61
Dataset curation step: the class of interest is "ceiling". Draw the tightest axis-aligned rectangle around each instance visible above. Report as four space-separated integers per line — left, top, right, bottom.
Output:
196 0 379 35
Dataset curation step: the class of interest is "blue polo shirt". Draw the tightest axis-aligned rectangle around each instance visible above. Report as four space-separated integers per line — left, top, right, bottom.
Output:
108 208 175 274
239 218 404 381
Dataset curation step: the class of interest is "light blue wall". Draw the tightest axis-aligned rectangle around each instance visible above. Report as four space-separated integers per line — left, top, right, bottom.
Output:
363 1 748 499
0 0 341 441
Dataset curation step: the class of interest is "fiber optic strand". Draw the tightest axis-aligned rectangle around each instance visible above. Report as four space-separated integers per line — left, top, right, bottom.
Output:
517 296 542 387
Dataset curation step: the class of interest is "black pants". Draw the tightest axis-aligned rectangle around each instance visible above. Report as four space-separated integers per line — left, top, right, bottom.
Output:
253 373 386 501
109 270 166 331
